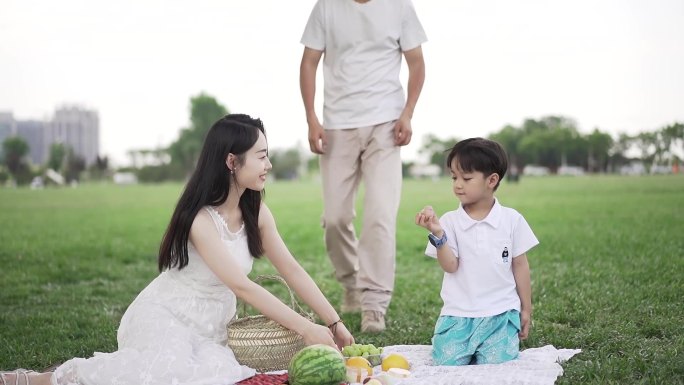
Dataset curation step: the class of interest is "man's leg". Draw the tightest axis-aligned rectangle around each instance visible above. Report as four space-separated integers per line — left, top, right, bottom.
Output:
320 128 363 312
357 121 402 331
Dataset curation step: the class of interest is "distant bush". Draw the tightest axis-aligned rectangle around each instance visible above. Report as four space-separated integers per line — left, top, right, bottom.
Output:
13 163 35 185
136 164 185 183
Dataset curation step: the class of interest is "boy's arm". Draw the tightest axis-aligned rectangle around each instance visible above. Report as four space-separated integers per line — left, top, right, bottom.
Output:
415 206 459 273
432 229 459 273
512 253 532 339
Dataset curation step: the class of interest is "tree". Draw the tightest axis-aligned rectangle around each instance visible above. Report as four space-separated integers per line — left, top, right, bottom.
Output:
168 93 229 175
168 127 203 172
270 147 302 180
489 125 524 170
585 129 613 172
64 148 86 182
89 155 109 180
513 116 586 172
633 132 658 173
188 93 228 142
418 133 459 173
2 136 29 177
47 142 67 171
660 122 684 163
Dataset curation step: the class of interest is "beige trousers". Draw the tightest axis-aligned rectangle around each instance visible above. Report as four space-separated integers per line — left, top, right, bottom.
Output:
319 121 402 313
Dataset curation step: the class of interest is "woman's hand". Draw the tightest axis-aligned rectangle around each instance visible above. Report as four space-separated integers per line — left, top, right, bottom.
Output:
331 321 354 349
301 322 337 350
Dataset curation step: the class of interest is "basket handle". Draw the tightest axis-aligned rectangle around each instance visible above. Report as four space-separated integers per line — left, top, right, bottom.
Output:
237 274 312 320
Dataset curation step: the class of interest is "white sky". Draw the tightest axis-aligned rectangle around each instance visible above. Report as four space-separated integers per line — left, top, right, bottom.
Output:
1 0 683 166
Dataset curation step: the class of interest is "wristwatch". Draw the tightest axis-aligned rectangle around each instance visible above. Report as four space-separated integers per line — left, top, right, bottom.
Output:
428 232 448 248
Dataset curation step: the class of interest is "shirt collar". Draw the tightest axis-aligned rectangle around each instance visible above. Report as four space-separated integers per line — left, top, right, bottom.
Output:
455 198 502 230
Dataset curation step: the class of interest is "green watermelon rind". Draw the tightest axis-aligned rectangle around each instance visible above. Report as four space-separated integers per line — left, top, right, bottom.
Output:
288 344 346 385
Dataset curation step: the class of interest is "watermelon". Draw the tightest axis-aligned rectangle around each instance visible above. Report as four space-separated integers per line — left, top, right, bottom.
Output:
287 344 346 385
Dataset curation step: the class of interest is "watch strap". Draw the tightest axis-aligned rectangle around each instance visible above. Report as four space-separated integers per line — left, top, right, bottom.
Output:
428 232 448 248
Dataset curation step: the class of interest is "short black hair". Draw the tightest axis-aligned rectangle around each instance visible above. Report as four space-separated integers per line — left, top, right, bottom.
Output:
446 137 508 190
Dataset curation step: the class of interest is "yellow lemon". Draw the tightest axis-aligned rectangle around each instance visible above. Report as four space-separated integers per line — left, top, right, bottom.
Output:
346 356 373 375
381 353 410 372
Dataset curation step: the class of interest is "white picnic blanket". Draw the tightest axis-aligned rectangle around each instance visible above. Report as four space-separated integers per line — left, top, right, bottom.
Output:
378 345 581 385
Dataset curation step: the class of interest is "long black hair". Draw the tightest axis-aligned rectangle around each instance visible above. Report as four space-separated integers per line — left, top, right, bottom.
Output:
158 114 265 271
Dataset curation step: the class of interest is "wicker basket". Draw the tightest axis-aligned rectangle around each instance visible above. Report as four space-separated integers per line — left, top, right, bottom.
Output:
227 274 313 372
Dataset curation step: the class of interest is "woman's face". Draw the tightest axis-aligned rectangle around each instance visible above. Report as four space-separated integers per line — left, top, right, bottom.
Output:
233 130 271 191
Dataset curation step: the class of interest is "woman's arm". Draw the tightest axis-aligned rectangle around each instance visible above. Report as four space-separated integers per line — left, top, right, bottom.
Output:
189 209 336 348
259 203 354 348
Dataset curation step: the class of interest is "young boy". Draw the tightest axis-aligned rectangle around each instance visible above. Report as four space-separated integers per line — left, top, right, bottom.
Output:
415 137 539 365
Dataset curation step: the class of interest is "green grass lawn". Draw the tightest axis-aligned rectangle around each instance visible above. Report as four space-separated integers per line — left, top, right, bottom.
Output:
1 175 683 384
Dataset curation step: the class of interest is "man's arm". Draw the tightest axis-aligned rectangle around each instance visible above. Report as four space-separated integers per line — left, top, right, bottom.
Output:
403 45 425 121
300 47 326 154
394 46 426 146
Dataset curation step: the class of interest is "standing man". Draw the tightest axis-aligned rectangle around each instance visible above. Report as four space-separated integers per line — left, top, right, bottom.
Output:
300 0 426 333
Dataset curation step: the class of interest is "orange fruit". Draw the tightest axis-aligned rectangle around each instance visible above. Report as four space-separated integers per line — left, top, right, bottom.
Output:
381 353 410 372
346 356 372 375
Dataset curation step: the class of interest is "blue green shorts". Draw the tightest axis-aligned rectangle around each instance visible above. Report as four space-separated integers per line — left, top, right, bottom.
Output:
431 310 521 366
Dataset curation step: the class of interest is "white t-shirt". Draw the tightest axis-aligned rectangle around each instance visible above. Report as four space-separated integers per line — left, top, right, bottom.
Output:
425 199 539 318
300 0 427 129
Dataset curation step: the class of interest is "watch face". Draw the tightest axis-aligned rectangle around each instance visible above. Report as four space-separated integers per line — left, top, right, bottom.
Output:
428 233 443 247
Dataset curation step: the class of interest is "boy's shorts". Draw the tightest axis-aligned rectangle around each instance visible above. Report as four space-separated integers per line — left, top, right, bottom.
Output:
432 309 521 366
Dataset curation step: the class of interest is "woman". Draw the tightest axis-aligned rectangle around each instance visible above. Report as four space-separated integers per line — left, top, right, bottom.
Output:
2 114 354 385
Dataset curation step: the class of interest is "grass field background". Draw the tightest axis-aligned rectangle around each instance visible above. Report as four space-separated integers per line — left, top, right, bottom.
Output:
1 175 683 384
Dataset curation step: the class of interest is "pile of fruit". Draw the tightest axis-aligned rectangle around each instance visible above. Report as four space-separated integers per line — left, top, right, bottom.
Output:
286 343 412 385
341 343 383 366
341 343 412 384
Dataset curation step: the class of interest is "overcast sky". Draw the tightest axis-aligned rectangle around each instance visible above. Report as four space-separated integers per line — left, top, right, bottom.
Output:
1 0 683 166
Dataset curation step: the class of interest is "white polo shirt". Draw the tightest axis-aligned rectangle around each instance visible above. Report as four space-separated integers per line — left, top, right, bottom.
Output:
425 199 539 318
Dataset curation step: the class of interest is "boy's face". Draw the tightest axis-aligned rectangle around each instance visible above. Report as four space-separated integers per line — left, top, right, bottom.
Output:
449 160 499 205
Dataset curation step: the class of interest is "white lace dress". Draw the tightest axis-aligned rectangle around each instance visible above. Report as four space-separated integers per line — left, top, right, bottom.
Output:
52 207 257 385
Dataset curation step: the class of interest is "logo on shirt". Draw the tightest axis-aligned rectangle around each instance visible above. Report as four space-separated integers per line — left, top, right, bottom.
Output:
502 247 509 263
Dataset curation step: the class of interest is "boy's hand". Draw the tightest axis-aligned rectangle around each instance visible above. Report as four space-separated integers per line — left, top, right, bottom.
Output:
519 309 531 340
415 205 443 235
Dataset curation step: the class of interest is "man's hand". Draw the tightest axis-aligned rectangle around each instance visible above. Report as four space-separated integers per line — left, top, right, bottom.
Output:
308 120 327 154
393 114 413 146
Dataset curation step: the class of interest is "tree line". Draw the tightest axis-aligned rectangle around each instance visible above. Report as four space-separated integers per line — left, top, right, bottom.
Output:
0 138 108 186
2 93 682 185
419 116 683 175
125 93 306 182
